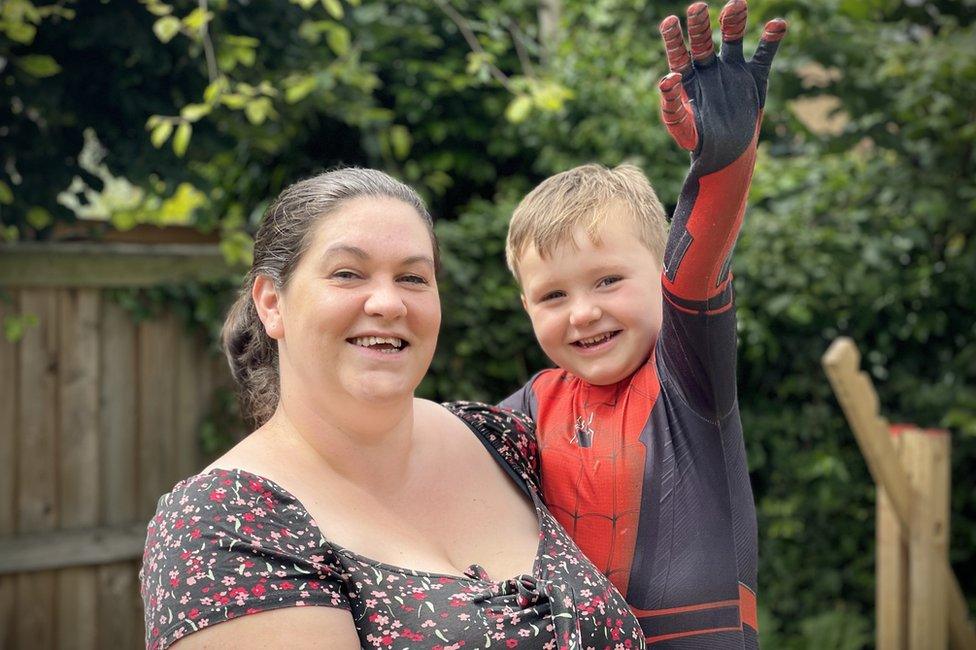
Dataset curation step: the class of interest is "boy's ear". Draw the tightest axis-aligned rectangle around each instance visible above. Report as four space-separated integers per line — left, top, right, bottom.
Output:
252 275 284 340
520 293 528 312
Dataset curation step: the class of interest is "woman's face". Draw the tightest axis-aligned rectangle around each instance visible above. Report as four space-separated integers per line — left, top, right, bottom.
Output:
270 196 440 407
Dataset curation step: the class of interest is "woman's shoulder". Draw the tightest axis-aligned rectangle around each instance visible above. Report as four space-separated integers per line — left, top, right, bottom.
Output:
141 468 349 648
440 400 540 495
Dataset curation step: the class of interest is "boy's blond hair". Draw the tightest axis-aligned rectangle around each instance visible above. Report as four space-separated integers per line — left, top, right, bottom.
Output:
505 163 668 280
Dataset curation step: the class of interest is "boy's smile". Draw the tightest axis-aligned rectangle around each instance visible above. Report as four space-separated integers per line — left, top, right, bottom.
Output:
518 215 664 386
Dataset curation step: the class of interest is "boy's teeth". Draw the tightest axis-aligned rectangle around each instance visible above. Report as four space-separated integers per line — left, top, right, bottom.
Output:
579 333 611 346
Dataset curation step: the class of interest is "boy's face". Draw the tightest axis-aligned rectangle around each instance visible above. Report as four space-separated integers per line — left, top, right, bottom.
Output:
518 214 663 386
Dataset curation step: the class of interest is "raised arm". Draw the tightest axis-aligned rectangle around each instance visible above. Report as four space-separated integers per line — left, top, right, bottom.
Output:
655 0 786 418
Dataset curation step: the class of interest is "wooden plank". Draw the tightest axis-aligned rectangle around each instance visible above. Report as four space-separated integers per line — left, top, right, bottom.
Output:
822 338 976 649
0 523 146 574
97 560 143 649
15 289 59 649
822 338 914 528
877 429 907 650
99 299 139 524
97 298 142 649
904 429 950 650
137 314 179 517
0 242 237 288
0 293 18 650
175 329 203 479
57 289 101 650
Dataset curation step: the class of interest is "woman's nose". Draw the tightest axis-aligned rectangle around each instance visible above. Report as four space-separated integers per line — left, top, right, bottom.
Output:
363 282 408 319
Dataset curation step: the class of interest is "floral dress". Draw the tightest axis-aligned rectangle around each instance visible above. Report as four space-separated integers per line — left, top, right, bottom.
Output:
140 402 645 650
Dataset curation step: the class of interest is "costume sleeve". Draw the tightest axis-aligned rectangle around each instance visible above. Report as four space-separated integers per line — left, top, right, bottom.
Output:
140 469 350 650
657 55 769 420
445 401 541 497
497 371 546 420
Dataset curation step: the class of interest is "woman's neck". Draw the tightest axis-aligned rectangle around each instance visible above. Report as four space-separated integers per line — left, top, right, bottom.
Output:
265 391 420 493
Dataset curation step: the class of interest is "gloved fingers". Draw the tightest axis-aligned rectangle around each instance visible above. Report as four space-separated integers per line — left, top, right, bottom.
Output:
659 72 699 151
750 17 788 76
719 0 747 62
687 2 717 67
660 15 692 75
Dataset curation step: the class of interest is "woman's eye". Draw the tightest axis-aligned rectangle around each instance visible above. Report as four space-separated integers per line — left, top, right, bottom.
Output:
599 276 622 287
332 270 361 280
400 275 429 285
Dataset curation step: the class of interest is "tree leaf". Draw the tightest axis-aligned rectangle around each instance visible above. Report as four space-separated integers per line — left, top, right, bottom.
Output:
0 181 12 205
180 103 211 122
153 16 181 43
326 26 350 56
172 122 192 157
389 125 411 160
182 7 213 31
322 0 343 19
285 75 318 104
26 207 53 229
17 55 61 78
505 95 532 124
150 121 174 148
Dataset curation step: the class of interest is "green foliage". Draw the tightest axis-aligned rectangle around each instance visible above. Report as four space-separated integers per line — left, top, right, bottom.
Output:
4 0 975 646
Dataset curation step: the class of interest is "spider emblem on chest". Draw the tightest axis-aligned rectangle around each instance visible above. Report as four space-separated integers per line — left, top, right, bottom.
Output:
571 412 595 448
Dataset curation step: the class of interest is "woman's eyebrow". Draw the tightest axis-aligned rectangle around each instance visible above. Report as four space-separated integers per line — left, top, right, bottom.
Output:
322 245 434 269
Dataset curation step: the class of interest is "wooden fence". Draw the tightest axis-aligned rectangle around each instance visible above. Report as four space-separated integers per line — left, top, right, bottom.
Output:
0 243 236 649
823 338 976 650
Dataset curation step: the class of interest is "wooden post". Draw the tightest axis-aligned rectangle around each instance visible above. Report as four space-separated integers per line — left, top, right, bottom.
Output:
903 428 950 650
877 428 907 650
822 338 976 650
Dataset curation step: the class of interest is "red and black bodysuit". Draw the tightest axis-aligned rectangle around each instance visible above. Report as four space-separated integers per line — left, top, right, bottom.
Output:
501 8 785 647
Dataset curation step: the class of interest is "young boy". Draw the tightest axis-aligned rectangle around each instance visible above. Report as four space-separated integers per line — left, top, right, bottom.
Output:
500 1 786 647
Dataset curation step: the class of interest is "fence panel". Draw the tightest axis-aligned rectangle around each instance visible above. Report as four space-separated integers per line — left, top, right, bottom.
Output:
0 243 236 650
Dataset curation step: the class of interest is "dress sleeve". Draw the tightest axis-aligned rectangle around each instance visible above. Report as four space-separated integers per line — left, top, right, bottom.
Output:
444 401 541 498
140 469 350 650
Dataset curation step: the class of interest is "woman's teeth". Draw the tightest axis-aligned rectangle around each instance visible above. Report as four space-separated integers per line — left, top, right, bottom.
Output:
351 336 405 352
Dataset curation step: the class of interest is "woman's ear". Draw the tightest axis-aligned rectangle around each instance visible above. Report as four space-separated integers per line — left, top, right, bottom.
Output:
252 275 284 340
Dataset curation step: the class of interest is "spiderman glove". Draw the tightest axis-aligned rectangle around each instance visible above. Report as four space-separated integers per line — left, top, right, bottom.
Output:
658 0 787 303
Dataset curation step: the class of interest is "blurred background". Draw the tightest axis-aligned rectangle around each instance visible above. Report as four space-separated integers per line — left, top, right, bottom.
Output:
0 0 974 647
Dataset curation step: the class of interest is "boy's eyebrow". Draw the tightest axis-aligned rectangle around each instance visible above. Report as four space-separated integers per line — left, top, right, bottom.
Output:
322 244 435 269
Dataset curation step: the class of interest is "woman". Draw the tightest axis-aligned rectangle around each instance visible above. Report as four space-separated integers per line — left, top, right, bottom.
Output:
140 168 644 649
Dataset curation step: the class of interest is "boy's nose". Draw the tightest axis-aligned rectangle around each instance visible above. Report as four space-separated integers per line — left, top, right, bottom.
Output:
569 301 602 327
364 282 408 319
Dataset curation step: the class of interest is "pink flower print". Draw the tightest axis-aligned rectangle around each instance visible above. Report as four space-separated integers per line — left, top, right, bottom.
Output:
187 608 200 620
209 489 226 502
250 584 265 596
506 640 519 648
222 576 236 586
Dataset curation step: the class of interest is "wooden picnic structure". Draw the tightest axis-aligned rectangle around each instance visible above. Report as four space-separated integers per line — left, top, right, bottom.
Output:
0 242 235 649
823 338 976 650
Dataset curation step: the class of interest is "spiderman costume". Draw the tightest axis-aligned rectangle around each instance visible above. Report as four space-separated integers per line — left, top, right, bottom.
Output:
501 2 786 647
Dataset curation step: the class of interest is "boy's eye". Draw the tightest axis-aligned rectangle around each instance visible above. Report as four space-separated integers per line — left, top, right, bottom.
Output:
598 275 622 288
540 290 565 302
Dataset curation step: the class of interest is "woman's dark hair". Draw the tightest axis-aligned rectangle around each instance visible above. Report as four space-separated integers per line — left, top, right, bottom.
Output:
221 167 438 428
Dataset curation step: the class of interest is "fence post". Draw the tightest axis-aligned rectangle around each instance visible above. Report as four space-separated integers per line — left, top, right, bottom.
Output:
903 428 950 650
877 428 907 650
